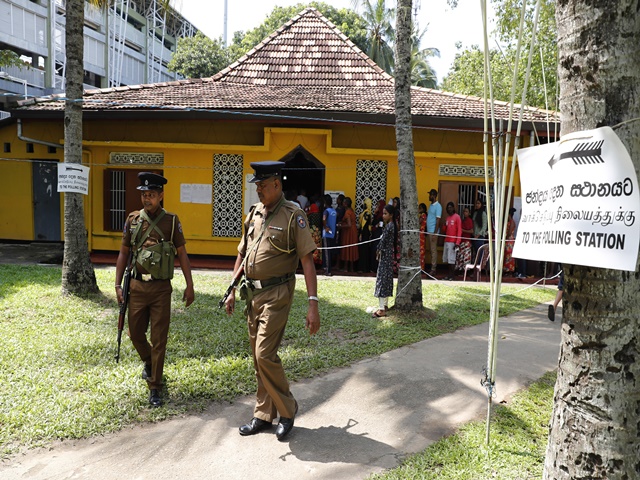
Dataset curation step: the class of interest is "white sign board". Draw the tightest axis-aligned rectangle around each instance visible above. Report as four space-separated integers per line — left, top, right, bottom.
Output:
514 127 639 272
180 183 212 204
57 164 90 195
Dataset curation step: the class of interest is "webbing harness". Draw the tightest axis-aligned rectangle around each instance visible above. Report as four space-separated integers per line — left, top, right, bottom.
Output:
130 209 174 276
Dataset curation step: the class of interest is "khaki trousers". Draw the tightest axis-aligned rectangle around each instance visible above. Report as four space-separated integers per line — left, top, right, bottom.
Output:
428 233 438 272
246 279 297 421
128 279 172 390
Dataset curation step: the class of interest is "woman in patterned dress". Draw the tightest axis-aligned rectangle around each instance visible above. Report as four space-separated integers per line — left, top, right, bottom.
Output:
503 207 517 273
306 195 323 265
455 207 474 272
373 204 396 317
370 199 386 272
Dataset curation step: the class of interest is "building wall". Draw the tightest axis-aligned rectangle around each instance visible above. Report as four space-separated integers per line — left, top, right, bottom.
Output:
0 0 198 110
0 117 522 256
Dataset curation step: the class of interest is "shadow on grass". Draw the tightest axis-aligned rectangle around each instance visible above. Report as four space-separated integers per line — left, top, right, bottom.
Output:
0 271 554 456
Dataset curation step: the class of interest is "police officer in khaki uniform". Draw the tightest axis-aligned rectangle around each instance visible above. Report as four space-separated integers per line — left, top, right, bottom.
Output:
225 161 320 440
115 172 195 408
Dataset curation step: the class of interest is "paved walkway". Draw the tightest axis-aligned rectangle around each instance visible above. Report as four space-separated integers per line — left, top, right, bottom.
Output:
1 295 561 480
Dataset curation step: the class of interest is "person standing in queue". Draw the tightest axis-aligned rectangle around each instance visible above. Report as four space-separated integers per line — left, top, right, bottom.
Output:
426 188 442 277
115 172 195 408
224 161 320 441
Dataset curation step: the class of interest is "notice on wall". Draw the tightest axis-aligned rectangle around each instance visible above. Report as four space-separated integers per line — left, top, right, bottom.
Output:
513 126 639 271
180 183 212 204
57 164 90 195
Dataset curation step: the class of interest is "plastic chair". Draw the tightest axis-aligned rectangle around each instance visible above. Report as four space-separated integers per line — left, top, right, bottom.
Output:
463 243 490 282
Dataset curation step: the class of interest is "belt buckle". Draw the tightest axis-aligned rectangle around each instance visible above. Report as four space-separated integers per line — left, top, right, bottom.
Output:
252 279 263 289
141 273 152 282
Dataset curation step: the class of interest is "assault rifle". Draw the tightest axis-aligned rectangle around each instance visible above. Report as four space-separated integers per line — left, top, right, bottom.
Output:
219 265 245 308
115 255 133 363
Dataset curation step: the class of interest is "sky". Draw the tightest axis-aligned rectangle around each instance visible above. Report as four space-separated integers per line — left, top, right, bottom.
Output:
175 0 495 83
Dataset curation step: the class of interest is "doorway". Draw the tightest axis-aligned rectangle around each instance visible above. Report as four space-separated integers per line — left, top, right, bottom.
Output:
32 161 61 241
279 145 325 205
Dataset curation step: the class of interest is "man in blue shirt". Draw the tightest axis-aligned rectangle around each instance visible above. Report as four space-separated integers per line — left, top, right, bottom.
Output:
426 188 442 276
322 194 337 276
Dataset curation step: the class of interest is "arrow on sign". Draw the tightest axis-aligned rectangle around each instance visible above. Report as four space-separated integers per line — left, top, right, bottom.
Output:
548 140 605 169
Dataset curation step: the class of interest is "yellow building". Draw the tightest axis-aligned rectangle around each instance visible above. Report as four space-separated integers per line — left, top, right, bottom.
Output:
0 8 556 257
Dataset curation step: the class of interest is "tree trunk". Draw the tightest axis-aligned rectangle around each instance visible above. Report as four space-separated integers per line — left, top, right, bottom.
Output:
393 0 422 310
544 1 640 478
62 0 98 295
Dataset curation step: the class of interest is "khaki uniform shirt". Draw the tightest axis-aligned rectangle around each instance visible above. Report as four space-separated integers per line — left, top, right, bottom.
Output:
122 208 186 274
239 195 316 280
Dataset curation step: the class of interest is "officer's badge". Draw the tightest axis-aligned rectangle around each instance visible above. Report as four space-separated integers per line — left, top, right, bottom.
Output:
296 215 307 228
178 222 183 234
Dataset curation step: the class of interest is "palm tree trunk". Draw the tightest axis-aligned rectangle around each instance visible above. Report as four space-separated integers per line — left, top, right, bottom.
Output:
393 0 422 309
544 1 640 478
62 0 98 295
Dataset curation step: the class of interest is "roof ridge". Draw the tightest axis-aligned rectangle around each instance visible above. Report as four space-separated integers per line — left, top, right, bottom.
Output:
211 8 311 82
212 7 394 87
303 8 393 82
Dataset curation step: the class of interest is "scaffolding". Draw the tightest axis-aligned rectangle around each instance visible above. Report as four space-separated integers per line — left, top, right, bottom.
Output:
52 0 64 90
143 0 168 84
108 0 130 88
43 0 199 91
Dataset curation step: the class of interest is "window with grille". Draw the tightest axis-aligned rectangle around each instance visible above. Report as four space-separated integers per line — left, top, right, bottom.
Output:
103 168 163 231
355 159 388 221
109 170 126 231
212 154 243 238
439 181 496 217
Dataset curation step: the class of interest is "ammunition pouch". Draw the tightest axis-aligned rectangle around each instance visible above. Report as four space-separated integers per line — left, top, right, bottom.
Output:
137 241 176 280
238 278 252 302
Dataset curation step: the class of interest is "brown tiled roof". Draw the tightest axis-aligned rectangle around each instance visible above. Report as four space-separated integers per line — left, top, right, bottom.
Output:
17 8 557 125
212 8 393 87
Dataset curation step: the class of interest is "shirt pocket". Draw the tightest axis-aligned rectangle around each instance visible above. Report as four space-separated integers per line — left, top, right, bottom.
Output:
267 229 292 253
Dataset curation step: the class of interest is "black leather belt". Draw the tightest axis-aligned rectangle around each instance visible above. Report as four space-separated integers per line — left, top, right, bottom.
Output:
246 273 294 290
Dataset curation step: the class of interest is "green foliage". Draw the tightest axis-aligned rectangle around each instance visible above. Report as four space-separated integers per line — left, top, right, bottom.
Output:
441 0 557 110
356 0 396 74
0 50 29 70
0 265 553 456
410 24 440 88
370 371 556 479
168 32 230 79
441 46 513 100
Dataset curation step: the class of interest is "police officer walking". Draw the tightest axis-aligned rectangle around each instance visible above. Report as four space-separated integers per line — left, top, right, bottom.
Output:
225 161 320 441
115 172 195 407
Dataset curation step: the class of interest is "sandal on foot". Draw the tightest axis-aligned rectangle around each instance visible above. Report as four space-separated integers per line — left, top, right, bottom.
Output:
372 309 386 318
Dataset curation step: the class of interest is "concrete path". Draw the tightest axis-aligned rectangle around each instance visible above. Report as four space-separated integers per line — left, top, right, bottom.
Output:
1 301 561 480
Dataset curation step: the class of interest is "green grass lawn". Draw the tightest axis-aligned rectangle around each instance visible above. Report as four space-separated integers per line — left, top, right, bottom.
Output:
370 371 556 480
0 264 554 457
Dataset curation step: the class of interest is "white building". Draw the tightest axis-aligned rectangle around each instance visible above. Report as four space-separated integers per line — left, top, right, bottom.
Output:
0 0 200 117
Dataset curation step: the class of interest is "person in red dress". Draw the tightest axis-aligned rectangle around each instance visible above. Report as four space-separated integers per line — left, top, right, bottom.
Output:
419 202 427 271
338 197 359 272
